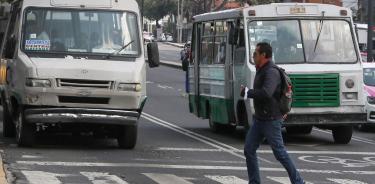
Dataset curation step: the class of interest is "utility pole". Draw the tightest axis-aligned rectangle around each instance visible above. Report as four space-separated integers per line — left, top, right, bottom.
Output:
368 0 374 62
177 0 180 43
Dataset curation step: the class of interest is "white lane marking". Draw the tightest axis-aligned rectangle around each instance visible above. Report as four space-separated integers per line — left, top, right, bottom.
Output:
205 175 247 184
157 84 174 90
134 158 243 164
142 113 274 164
146 81 154 84
157 147 375 156
267 177 292 184
313 128 375 145
80 172 128 184
21 171 71 184
327 178 367 184
22 155 43 159
267 177 314 184
16 161 375 175
143 173 194 184
157 147 220 152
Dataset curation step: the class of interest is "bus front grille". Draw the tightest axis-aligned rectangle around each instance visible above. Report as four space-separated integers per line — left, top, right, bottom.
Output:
289 74 339 107
57 79 113 89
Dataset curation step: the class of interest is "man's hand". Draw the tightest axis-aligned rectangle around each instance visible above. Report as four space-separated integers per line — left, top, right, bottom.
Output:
282 114 288 120
240 85 245 97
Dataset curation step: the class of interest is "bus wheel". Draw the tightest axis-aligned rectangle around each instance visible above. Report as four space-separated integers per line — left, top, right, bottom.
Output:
286 126 313 135
117 125 137 149
332 126 352 144
2 103 16 137
15 107 35 147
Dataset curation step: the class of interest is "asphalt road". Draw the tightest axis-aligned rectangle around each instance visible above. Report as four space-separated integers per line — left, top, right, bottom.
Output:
1 44 375 184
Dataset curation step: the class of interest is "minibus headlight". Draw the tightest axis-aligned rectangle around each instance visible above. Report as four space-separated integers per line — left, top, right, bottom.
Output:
345 79 355 88
118 83 142 92
26 79 51 87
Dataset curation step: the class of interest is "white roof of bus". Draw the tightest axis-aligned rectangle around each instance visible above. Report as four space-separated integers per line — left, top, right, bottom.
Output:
243 3 351 18
194 3 351 22
20 0 139 12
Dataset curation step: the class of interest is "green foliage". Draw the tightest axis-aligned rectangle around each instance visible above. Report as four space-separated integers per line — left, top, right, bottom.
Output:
136 0 176 21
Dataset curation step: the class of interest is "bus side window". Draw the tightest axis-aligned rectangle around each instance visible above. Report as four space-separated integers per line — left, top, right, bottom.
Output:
213 21 227 64
234 28 245 65
200 22 214 65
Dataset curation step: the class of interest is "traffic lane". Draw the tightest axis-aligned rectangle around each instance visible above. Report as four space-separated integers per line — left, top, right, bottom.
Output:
146 65 375 149
158 42 182 63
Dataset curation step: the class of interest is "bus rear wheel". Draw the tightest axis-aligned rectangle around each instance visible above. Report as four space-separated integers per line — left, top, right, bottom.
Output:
332 126 352 144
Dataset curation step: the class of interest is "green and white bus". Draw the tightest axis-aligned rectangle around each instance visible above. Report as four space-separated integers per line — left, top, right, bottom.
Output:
184 3 366 144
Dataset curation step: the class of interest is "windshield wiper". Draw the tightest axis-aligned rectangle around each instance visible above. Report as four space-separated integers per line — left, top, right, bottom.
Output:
105 40 134 59
313 11 325 53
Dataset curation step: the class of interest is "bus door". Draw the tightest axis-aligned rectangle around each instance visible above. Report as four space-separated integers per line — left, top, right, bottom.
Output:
230 20 248 126
188 23 201 116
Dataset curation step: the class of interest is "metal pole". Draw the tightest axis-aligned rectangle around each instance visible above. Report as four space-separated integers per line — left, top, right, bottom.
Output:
141 0 144 31
368 0 374 62
177 0 180 43
179 0 184 43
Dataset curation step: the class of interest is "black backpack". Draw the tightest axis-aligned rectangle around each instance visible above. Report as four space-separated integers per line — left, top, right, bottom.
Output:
273 66 293 114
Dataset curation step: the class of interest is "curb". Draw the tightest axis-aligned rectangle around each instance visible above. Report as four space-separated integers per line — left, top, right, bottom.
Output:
161 42 185 48
160 60 182 69
0 152 7 184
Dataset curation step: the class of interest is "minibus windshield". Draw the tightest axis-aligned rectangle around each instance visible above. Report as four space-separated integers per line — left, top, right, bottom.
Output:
248 19 357 64
22 8 140 57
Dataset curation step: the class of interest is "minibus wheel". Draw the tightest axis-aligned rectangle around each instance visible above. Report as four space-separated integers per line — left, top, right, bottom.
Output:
117 124 137 149
2 102 15 137
15 107 35 147
332 126 352 144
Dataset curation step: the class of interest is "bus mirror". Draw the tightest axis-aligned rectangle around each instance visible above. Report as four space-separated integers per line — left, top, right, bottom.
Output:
147 42 160 68
229 26 238 45
4 37 16 59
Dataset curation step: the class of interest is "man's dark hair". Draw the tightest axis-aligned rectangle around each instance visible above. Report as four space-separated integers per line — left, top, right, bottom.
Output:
256 42 272 59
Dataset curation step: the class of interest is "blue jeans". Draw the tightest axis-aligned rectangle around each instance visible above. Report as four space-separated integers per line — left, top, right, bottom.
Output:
244 118 304 184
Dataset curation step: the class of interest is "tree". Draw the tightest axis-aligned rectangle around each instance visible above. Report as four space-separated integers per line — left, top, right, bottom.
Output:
136 0 176 27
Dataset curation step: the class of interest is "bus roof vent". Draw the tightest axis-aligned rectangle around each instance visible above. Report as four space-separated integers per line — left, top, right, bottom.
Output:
50 0 112 8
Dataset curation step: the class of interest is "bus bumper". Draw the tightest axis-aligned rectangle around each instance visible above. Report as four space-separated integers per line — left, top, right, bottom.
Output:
284 113 367 125
24 108 140 125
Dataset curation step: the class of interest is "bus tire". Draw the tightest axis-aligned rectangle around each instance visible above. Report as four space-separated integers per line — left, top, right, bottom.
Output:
332 126 352 144
2 102 16 137
15 107 35 147
117 125 137 149
237 100 249 132
286 126 313 135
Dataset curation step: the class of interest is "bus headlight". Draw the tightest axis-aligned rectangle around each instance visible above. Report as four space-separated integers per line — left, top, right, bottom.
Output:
345 79 355 88
118 83 142 92
26 79 51 87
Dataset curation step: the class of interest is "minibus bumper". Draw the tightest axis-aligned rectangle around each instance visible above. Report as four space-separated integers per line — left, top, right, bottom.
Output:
24 108 140 125
284 113 367 125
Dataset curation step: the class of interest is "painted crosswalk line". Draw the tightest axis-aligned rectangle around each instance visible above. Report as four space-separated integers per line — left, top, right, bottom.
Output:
327 178 368 184
81 172 129 184
205 175 247 184
143 173 194 184
21 171 72 184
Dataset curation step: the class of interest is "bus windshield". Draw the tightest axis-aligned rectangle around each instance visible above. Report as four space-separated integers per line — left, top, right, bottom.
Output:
22 8 140 57
364 68 375 86
248 19 357 64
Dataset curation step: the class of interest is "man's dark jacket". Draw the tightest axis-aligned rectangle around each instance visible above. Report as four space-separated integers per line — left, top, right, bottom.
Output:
246 61 283 121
